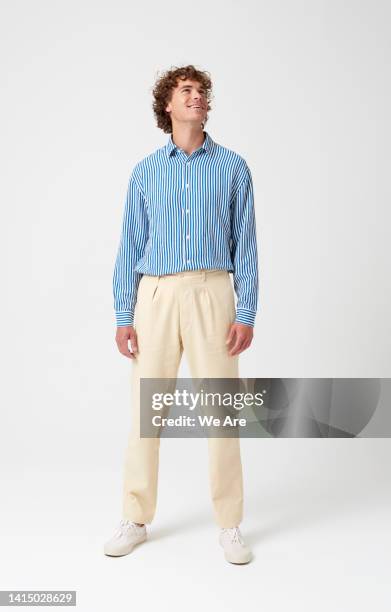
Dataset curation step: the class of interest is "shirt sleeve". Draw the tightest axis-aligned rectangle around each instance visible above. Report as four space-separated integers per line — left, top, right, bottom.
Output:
230 163 259 327
113 165 149 326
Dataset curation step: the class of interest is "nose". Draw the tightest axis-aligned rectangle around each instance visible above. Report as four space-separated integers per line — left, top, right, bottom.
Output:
192 93 204 106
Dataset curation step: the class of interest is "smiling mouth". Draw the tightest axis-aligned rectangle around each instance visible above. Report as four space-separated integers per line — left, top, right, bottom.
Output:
188 105 203 109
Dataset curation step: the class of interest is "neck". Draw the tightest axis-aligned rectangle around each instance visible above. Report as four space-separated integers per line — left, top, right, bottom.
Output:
171 124 206 156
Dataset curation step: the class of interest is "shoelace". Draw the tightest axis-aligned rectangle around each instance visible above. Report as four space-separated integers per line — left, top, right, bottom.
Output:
221 527 244 545
114 519 142 538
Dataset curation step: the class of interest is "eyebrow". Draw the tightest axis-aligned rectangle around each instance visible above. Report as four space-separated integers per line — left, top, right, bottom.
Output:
179 84 206 91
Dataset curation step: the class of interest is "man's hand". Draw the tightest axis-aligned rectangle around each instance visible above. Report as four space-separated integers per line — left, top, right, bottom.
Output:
116 325 139 359
226 322 254 356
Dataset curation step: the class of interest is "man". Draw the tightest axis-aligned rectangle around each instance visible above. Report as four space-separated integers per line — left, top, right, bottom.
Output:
104 65 259 564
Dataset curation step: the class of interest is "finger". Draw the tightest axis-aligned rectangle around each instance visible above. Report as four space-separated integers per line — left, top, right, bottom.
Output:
238 339 251 354
229 336 246 356
117 340 133 359
129 332 139 354
226 325 236 346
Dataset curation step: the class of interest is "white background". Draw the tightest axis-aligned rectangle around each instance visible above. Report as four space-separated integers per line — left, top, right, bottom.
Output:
1 1 390 610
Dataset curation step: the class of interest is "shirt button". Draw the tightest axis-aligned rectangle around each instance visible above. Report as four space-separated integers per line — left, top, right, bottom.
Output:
187 259 191 263
186 209 190 213
186 235 190 239
186 184 189 188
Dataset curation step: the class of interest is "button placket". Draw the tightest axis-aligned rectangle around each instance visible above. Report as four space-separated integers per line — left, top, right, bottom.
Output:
183 157 191 265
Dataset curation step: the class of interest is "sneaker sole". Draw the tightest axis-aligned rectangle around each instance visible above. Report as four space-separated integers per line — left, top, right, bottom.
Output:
104 534 147 557
224 551 252 564
220 541 252 564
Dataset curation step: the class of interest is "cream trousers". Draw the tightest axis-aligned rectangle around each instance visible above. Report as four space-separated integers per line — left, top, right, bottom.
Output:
122 268 243 528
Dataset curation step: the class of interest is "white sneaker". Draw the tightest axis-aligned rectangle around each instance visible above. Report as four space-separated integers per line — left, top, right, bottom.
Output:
219 527 252 564
104 520 147 557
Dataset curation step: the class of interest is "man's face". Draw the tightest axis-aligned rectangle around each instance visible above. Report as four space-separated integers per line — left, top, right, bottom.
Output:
165 78 208 127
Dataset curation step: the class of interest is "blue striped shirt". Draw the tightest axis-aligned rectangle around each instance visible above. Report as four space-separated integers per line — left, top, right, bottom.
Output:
113 131 259 327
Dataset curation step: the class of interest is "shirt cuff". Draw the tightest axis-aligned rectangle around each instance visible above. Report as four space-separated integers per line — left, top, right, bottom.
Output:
235 308 256 327
115 311 134 327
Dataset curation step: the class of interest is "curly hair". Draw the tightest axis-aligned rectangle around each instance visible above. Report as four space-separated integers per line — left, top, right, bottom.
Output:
152 65 213 134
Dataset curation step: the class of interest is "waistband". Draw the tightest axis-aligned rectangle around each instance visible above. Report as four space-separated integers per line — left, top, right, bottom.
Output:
145 268 230 281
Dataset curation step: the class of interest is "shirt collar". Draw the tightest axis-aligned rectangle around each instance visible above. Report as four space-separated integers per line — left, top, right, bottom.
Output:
165 130 214 158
